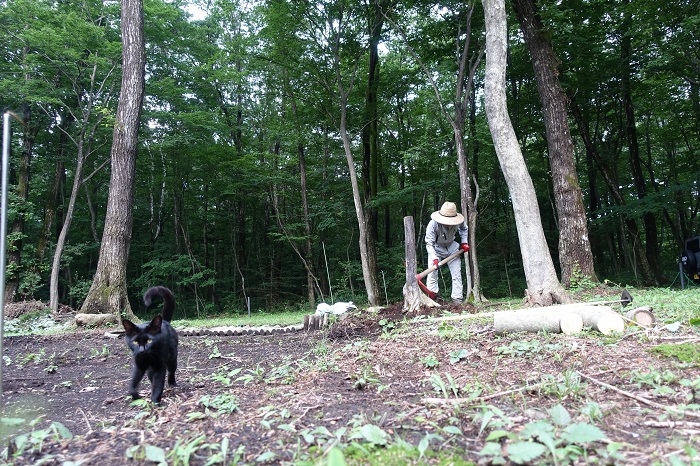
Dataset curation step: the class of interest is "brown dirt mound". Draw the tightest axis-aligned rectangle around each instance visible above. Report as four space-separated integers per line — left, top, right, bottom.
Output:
3 300 74 320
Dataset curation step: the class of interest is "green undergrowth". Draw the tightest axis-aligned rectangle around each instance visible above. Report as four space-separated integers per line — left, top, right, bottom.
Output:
173 310 309 329
650 343 700 365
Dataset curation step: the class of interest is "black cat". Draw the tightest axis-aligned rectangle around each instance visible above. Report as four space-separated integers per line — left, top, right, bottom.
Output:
121 286 179 404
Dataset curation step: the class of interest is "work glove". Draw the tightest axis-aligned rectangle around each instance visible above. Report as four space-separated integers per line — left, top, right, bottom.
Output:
433 259 439 269
460 243 470 253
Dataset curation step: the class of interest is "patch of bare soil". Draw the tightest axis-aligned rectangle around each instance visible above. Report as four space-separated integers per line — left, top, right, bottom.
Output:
1 300 698 465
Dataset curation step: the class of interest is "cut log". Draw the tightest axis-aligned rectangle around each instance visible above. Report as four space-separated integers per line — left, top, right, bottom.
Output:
563 305 625 335
493 304 625 335
531 304 625 335
559 314 585 334
75 313 117 327
626 306 655 327
494 309 583 335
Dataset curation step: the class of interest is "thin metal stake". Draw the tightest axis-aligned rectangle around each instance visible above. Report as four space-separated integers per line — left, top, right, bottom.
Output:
1 113 13 402
679 261 685 290
381 270 388 305
322 242 333 303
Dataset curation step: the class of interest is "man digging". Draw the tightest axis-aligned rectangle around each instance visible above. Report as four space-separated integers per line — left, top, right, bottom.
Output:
425 202 470 303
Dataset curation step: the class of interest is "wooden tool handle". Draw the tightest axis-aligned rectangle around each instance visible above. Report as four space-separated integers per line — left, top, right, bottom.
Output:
416 249 465 281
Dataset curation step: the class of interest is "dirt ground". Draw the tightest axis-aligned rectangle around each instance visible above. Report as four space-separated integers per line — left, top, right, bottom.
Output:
1 297 699 465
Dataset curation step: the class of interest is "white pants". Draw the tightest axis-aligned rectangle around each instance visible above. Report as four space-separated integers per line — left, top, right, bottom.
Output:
426 241 463 301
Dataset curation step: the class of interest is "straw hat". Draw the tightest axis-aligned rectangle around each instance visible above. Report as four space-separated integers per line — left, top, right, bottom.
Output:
431 202 465 225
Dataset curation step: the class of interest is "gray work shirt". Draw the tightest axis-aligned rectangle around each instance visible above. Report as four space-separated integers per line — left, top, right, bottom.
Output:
425 219 469 257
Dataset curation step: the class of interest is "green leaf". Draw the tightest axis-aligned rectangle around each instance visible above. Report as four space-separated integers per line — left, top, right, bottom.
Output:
506 441 547 464
358 424 388 446
442 425 463 435
562 423 606 444
256 451 277 462
485 429 512 441
145 444 167 463
449 349 469 364
548 404 571 426
51 421 73 439
479 442 503 457
1 417 25 426
327 447 347 466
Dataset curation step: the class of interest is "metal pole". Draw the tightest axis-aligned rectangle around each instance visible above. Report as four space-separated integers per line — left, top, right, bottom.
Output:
680 261 685 290
322 242 333 303
1 113 12 402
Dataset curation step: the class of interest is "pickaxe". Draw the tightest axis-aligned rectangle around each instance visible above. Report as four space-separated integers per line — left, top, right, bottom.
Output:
415 249 465 299
583 289 633 307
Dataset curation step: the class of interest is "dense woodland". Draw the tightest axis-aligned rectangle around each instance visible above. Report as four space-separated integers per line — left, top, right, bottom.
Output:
0 0 698 317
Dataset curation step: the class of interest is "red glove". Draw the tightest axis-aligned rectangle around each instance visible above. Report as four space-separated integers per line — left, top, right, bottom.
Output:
432 259 439 269
460 243 470 253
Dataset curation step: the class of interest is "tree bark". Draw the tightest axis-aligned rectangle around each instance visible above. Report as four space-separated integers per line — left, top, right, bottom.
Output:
481 0 569 305
386 3 484 301
5 106 36 303
452 1 485 302
511 0 597 288
331 6 380 307
80 0 145 320
403 216 421 314
620 2 663 285
361 0 386 300
403 216 438 312
568 97 656 283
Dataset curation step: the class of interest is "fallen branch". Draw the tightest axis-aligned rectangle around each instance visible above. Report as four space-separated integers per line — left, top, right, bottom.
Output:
423 370 619 406
422 312 495 323
424 375 564 405
643 420 700 429
576 371 700 419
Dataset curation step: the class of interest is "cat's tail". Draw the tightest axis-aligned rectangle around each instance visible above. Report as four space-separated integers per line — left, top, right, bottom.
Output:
144 286 176 322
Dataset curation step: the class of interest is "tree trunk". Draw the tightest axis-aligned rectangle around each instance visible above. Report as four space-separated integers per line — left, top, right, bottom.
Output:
511 0 597 288
298 143 316 306
340 97 380 306
620 3 663 285
331 6 380 307
403 216 421 314
361 0 385 297
452 1 484 302
389 2 484 301
5 107 36 303
36 122 67 265
403 216 439 312
481 0 569 305
569 96 656 283
50 135 88 312
80 0 145 320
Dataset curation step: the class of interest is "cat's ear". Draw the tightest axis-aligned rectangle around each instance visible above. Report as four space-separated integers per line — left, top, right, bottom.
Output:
122 319 137 336
147 315 163 334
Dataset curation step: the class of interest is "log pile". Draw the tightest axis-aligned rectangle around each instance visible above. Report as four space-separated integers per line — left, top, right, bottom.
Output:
426 303 655 336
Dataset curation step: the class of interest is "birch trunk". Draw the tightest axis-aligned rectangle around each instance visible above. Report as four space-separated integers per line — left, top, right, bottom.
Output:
481 0 569 305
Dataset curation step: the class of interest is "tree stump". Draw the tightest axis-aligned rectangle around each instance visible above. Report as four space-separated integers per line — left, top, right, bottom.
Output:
626 306 655 327
403 216 440 313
